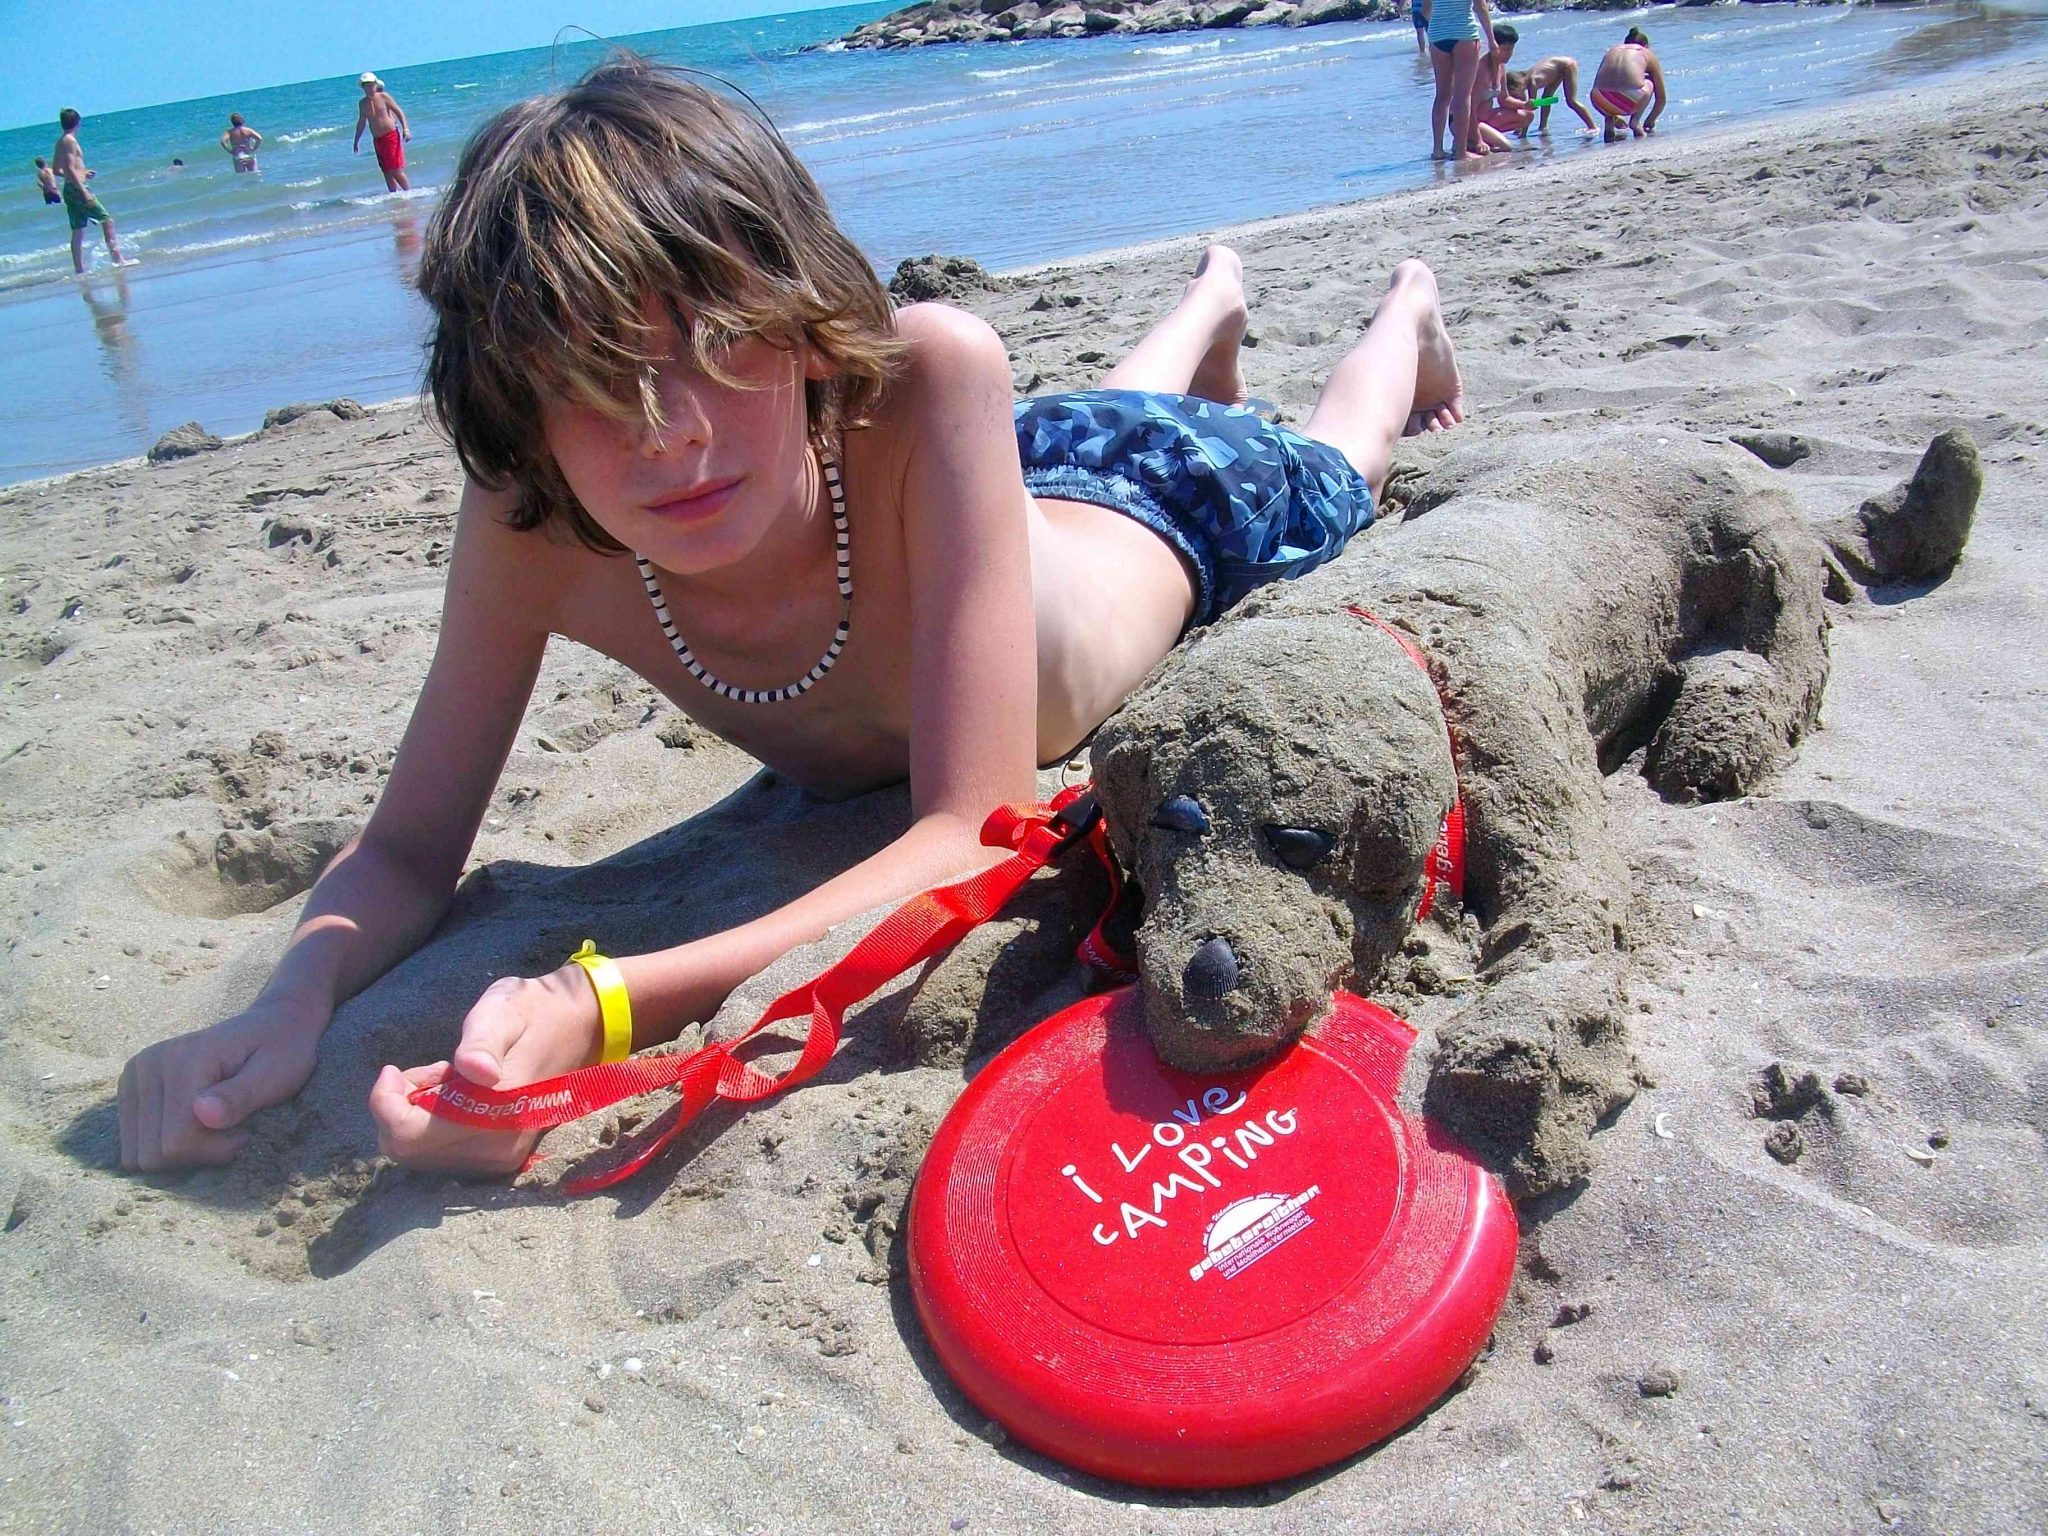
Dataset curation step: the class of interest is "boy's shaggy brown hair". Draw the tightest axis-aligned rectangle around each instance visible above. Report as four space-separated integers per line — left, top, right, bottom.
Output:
419 55 902 550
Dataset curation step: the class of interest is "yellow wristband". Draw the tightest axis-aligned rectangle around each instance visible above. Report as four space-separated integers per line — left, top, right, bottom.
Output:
568 940 633 1064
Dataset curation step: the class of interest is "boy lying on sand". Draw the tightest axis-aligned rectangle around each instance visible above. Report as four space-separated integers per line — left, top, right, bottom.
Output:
117 55 1465 1176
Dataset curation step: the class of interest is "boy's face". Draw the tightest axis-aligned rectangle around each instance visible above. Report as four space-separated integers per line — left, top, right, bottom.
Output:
540 298 826 575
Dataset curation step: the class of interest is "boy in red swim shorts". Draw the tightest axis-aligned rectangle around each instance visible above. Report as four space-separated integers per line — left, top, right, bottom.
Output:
352 71 413 192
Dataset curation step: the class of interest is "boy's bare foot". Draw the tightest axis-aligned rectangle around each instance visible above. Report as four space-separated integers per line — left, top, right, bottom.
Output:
1391 259 1464 435
1185 244 1250 406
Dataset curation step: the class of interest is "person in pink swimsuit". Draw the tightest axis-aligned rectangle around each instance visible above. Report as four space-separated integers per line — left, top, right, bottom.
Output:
1591 29 1667 143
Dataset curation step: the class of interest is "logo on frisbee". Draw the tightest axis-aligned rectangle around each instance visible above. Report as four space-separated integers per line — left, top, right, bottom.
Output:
1189 1186 1320 1281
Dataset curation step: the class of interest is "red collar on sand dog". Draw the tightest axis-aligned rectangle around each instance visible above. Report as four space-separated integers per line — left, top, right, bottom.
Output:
412 610 1509 1486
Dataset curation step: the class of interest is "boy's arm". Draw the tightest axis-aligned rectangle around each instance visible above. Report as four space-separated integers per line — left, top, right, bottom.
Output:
678 306 1036 983
370 307 1040 1175
118 483 550 1170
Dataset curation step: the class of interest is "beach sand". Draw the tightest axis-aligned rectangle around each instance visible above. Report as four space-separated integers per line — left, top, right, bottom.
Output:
2 66 2044 1535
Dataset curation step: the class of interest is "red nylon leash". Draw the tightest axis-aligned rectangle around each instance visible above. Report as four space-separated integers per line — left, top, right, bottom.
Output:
410 784 1123 1194
411 611 1452 1193
1346 605 1467 921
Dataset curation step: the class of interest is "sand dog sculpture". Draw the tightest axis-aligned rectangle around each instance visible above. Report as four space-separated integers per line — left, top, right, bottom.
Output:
1091 426 1979 1196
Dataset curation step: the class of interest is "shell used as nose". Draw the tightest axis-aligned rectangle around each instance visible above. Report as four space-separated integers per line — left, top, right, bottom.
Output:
1183 936 1240 1000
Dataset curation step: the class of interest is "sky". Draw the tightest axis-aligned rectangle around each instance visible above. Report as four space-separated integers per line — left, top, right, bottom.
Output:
0 0 861 124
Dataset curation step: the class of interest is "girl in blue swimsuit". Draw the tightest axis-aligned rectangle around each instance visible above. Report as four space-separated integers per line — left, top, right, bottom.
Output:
1426 0 1499 163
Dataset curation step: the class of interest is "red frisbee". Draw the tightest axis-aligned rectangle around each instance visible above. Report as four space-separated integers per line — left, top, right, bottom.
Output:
908 986 1517 1488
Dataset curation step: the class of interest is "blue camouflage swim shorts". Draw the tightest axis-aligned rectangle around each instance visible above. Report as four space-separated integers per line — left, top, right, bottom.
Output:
1013 389 1375 628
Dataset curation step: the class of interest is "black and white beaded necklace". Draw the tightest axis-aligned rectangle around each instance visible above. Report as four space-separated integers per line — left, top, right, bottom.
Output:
633 442 852 706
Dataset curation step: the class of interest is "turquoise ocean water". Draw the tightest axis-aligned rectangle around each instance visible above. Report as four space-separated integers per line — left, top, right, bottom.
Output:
2 1 2041 483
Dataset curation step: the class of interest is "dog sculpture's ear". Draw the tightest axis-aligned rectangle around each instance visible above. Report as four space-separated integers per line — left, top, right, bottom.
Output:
1100 736 1149 793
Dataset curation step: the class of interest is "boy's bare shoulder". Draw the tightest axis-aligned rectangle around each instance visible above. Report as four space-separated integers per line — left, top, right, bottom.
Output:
446 480 597 627
886 302 1011 403
857 302 1011 468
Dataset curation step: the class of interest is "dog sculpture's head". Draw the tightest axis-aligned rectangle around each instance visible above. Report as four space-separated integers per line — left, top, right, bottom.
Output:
1092 607 1457 1071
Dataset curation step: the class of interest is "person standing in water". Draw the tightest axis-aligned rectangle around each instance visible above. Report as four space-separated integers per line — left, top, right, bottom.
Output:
52 109 130 273
1427 0 1499 163
221 113 263 173
1591 28 1667 143
34 158 61 204
352 72 412 192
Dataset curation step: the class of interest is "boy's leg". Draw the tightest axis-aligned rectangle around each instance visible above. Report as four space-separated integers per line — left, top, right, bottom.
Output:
1301 260 1463 498
1564 62 1597 129
102 217 125 265
1098 245 1247 404
70 227 85 274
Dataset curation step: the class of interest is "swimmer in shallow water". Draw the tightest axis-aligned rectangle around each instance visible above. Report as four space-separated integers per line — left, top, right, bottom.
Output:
52 107 131 273
353 72 412 192
221 113 263 173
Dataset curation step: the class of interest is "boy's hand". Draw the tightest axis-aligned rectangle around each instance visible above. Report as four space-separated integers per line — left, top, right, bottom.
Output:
119 1002 322 1171
367 967 602 1176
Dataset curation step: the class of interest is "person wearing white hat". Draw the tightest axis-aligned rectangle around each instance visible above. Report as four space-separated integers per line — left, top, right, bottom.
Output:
352 70 412 192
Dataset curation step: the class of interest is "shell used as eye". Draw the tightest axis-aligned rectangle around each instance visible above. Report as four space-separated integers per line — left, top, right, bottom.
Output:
1263 825 1335 870
1151 795 1211 834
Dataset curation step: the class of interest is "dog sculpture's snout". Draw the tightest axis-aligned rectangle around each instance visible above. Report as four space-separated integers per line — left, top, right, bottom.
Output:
1183 935 1240 1000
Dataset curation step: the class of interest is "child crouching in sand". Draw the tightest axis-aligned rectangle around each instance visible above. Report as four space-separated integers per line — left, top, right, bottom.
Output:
1593 28 1667 142
1518 52 1598 135
117 55 1466 1176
